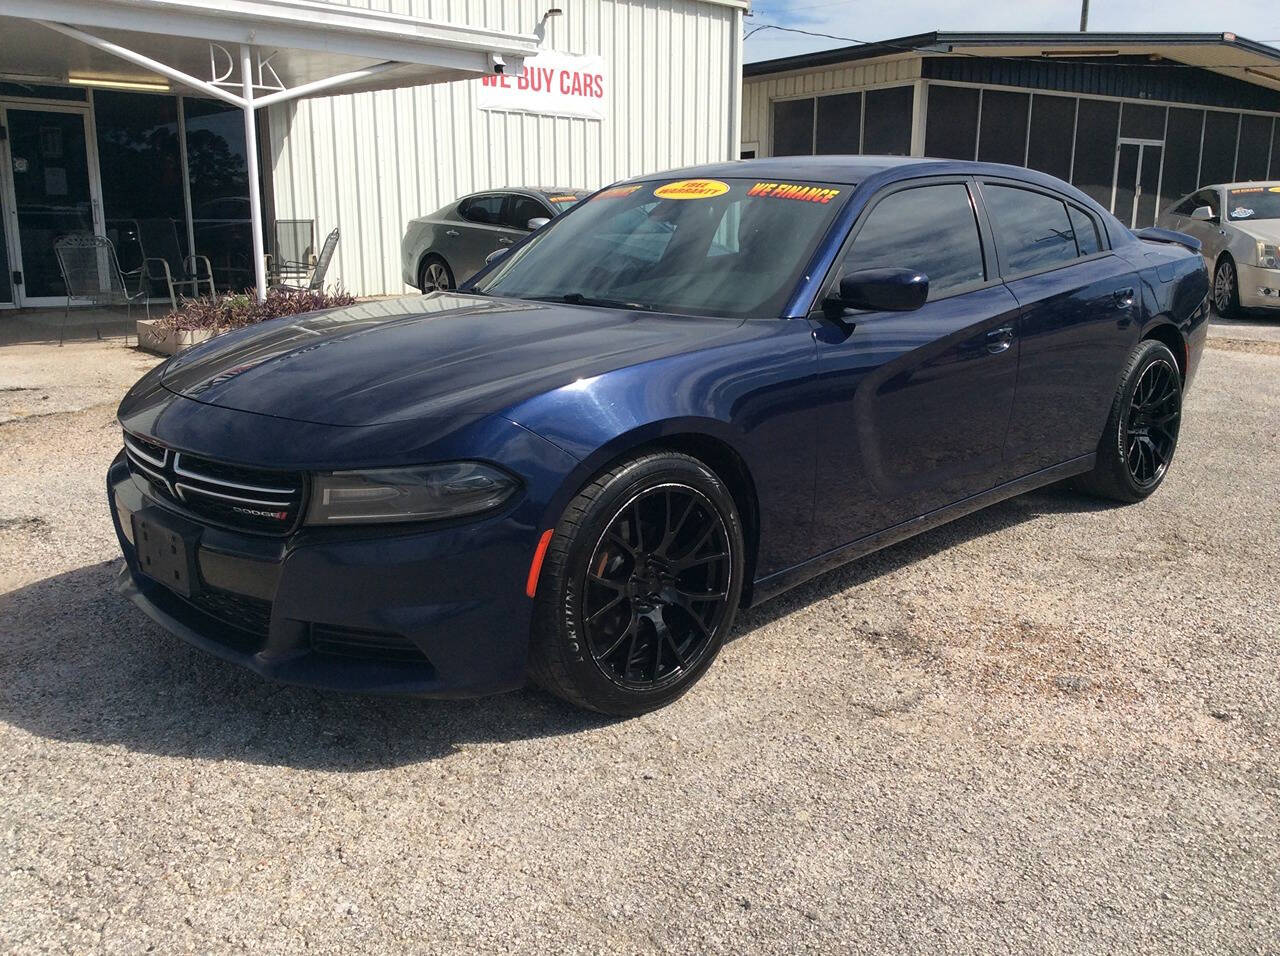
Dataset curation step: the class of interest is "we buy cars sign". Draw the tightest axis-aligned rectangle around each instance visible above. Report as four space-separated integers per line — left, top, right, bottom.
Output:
477 52 607 120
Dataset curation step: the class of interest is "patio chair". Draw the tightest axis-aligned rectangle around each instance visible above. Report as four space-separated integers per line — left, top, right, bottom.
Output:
53 233 148 346
138 218 216 309
266 218 315 286
271 227 339 293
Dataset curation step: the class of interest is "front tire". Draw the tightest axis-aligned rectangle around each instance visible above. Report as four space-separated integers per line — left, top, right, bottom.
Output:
1076 339 1183 503
1213 257 1240 317
528 451 745 716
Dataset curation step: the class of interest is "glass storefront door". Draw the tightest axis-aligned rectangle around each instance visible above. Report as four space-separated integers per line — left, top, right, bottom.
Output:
1111 139 1164 230
0 104 101 305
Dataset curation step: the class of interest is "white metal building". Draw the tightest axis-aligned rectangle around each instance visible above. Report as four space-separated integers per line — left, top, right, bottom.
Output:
268 0 745 296
0 0 744 308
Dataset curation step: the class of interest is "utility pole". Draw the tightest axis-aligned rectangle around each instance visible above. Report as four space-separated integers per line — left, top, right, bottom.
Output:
1079 0 1089 31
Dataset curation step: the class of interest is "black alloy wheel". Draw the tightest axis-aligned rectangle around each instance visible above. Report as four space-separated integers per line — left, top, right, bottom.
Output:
1076 338 1183 503
582 484 733 688
1124 357 1181 489
528 451 745 715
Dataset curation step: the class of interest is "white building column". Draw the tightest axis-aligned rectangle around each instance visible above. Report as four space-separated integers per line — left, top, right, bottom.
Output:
241 44 268 301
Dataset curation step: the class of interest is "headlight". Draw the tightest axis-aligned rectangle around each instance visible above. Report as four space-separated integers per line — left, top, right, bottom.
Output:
1258 242 1279 270
305 462 519 525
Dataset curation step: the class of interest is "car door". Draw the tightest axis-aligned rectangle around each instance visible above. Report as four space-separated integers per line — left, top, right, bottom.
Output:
1176 188 1229 264
976 180 1141 478
809 178 1022 552
451 193 513 282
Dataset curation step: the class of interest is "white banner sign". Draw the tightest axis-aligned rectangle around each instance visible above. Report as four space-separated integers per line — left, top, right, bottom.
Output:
477 52 607 120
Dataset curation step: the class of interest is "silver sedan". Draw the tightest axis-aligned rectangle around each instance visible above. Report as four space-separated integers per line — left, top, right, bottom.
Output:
1158 182 1280 316
400 187 587 293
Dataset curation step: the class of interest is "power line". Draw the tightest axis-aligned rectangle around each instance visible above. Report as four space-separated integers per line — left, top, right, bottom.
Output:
741 23 1280 72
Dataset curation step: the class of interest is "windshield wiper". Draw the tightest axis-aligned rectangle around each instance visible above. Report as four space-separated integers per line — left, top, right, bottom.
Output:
528 293 654 311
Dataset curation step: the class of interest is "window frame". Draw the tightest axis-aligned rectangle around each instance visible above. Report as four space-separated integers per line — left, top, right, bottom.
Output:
813 174 998 311
974 177 1113 283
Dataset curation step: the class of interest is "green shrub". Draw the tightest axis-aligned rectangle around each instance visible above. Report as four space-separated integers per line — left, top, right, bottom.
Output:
157 289 357 332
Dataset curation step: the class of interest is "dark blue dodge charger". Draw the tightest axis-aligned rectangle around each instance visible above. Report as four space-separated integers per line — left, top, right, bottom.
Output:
110 157 1209 714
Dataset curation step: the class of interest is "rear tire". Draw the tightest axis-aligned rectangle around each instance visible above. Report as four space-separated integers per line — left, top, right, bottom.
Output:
528 451 745 716
1076 339 1183 503
1212 257 1239 317
418 255 454 293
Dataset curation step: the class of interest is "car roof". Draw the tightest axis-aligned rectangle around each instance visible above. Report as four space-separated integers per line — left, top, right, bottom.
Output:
460 187 587 199
1215 181 1280 191
629 155 926 185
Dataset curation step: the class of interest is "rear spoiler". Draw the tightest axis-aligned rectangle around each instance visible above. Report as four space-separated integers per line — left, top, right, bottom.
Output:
1132 227 1202 254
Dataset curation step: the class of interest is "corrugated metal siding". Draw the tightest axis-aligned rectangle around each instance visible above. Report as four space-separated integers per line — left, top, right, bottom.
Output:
268 0 740 295
922 56 1280 113
741 56 921 152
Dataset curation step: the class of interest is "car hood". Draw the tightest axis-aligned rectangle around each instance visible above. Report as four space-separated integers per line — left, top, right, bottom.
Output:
1228 219 1280 243
158 293 743 426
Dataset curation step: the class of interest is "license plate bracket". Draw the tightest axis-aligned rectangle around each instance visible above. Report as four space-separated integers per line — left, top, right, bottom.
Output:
132 508 202 598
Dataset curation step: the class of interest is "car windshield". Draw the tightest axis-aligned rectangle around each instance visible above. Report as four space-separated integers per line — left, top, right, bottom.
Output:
475 178 849 317
1226 187 1280 221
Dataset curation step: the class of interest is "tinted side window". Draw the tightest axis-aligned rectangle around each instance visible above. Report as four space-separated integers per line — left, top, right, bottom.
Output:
845 183 986 300
1196 190 1220 217
1171 193 1200 216
983 184 1078 274
1068 206 1102 256
460 194 505 224
506 195 551 230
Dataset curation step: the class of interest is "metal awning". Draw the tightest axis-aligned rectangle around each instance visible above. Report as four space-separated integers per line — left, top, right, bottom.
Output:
0 0 542 298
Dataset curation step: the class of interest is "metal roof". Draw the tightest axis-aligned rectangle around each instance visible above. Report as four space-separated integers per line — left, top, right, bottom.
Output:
744 30 1280 94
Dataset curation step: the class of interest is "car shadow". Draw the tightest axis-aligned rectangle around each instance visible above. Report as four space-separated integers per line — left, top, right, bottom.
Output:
0 486 1115 771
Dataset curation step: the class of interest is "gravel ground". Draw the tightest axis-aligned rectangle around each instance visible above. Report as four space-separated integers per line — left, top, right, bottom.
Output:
1 329 1278 954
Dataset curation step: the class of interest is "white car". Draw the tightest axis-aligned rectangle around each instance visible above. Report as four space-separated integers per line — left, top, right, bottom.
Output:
1158 182 1280 316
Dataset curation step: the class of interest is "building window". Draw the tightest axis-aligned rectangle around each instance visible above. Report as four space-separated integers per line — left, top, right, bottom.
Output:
772 98 815 156
925 85 979 159
1160 107 1204 210
1237 114 1272 181
1199 111 1240 185
863 86 913 155
1121 102 1166 141
1071 98 1121 209
978 90 1030 165
1026 94 1076 182
815 92 861 154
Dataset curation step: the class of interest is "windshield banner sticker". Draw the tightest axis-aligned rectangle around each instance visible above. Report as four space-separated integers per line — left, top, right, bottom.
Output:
653 179 731 200
593 184 643 201
746 182 841 204
1232 207 1255 219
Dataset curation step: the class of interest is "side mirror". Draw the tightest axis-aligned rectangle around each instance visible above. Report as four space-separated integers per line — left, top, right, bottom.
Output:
824 268 929 317
484 247 510 265
527 217 550 231
1190 205 1216 222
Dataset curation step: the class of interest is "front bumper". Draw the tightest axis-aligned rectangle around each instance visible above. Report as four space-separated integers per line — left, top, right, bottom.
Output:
108 452 537 697
1235 262 1280 310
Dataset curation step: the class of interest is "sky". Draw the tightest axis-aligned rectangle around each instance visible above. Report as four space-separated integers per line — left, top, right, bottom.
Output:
743 0 1280 63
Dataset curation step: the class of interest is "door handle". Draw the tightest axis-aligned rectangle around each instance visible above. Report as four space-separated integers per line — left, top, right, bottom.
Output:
986 325 1014 353
444 229 460 238
1112 287 1135 308
497 236 514 245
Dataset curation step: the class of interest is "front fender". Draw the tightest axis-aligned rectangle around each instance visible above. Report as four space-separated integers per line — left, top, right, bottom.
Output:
505 319 821 579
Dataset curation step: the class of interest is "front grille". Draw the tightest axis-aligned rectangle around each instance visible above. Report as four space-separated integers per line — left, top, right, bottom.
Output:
123 431 306 535
309 624 430 664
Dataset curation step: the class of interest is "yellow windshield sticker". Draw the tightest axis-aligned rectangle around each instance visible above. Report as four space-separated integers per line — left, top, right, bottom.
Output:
593 184 642 201
653 179 731 200
747 182 842 204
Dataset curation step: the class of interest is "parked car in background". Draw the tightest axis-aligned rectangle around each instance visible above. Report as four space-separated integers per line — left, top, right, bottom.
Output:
401 187 588 292
112 158 1209 716
1158 182 1280 316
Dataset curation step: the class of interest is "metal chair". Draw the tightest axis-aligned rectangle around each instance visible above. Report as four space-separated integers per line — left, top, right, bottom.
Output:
271 227 339 293
138 218 216 309
266 218 315 285
53 233 148 345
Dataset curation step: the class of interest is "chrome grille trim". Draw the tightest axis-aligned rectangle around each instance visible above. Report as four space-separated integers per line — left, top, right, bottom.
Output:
172 453 296 495
123 433 167 469
175 482 294 509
